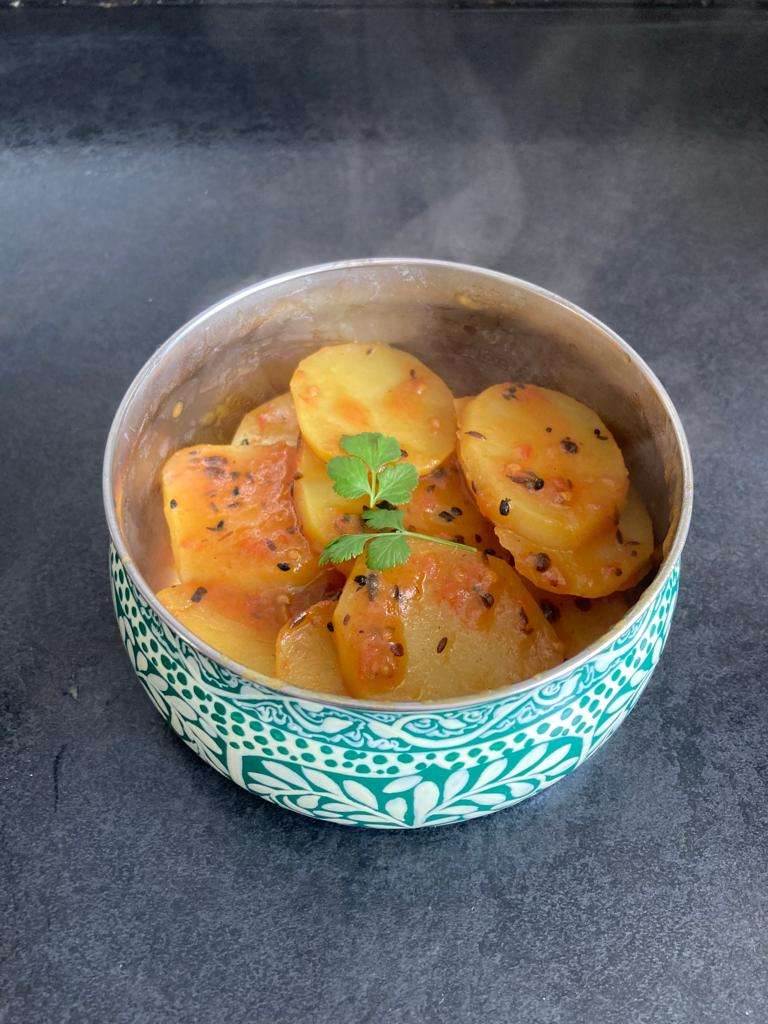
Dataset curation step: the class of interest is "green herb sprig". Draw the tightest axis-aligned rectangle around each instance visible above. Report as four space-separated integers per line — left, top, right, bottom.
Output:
318 432 476 571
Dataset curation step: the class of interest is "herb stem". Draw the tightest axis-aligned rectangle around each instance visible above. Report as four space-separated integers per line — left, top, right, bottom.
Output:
401 530 476 553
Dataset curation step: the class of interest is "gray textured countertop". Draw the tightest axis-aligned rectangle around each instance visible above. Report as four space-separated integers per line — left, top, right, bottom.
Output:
2 7 767 1022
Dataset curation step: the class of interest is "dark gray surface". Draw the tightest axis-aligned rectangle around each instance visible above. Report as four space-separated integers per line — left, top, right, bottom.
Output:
1 7 767 1023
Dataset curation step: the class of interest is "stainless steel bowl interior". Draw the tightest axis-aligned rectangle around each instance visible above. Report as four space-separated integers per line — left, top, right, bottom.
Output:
104 259 692 707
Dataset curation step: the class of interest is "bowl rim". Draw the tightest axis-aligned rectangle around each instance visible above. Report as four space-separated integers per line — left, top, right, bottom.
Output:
103 257 693 713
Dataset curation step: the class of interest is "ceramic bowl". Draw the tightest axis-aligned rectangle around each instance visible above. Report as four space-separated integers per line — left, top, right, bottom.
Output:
103 259 692 828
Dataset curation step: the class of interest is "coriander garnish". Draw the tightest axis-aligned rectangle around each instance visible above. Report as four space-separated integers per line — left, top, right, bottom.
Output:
318 432 475 571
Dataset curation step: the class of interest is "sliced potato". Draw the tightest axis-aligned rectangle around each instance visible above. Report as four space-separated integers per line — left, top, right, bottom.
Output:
404 457 500 556
332 542 563 702
523 583 632 660
295 446 500 560
458 383 629 549
157 582 279 675
496 486 654 598
162 443 319 592
275 600 348 696
293 443 365 555
231 392 299 448
290 342 456 474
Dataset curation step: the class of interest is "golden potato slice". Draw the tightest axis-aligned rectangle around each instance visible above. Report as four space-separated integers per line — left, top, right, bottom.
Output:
293 443 365 555
275 600 348 696
458 383 629 549
290 343 456 474
231 392 299 448
453 395 472 417
162 443 319 592
295 446 500 561
332 542 563 702
496 486 654 598
523 583 632 660
404 457 501 556
157 582 279 675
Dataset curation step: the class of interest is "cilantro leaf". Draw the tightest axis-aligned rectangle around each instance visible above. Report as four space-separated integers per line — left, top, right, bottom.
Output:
326 455 371 500
375 463 419 506
366 533 410 571
362 507 405 531
340 432 401 472
318 533 369 566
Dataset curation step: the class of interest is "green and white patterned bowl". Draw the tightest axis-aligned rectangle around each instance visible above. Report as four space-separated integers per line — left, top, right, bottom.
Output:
104 259 692 829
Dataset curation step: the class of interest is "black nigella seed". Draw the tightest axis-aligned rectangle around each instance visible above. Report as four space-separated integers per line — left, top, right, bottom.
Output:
502 386 518 400
436 636 448 653
616 529 624 544
438 510 454 523
326 622 334 632
475 533 482 543
294 472 303 481
545 426 552 433
390 642 404 657
392 585 401 601
277 562 291 572
426 484 436 493
190 587 207 603
574 597 592 612
484 548 495 556
509 472 545 491
594 428 609 441
453 534 465 544
232 486 240 497
540 600 560 623
266 539 277 551
206 520 225 532
561 437 579 454
354 574 368 588
366 574 379 601
400 449 408 458
409 368 417 379
450 506 463 517
533 553 551 572
343 614 351 625
614 567 623 576
465 431 486 440
169 499 177 509
499 498 510 516
377 499 396 510
240 438 250 446
479 592 495 608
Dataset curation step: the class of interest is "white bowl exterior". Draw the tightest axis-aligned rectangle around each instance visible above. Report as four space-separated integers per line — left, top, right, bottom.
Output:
111 545 680 829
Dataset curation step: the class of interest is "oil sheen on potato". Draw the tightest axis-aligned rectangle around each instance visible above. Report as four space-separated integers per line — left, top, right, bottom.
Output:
332 542 562 701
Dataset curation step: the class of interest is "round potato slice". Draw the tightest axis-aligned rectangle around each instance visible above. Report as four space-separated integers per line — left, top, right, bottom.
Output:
523 582 633 661
496 486 654 598
157 582 280 675
162 443 319 592
332 542 563 702
290 343 457 474
231 392 299 448
293 443 365 555
404 457 501 557
275 600 349 696
458 383 629 549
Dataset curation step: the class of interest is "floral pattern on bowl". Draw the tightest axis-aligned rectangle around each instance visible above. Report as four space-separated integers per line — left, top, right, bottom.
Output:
110 545 679 829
